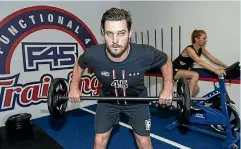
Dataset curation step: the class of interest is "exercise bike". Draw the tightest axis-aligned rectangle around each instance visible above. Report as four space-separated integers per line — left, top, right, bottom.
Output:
165 61 240 149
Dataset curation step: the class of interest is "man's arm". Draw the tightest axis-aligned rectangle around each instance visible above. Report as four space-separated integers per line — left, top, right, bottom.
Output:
69 60 85 90
68 51 90 102
146 44 173 99
70 50 89 91
148 45 173 103
161 56 173 91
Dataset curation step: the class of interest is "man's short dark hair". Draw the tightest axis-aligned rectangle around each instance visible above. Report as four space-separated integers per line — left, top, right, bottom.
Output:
101 7 132 35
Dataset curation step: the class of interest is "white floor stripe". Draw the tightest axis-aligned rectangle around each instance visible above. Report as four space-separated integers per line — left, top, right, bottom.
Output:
80 107 192 149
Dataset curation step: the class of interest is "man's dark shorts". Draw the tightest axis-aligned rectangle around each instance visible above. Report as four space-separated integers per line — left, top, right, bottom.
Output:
94 101 151 136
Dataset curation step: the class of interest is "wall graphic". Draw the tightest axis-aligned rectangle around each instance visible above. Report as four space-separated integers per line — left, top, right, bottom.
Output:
0 5 101 112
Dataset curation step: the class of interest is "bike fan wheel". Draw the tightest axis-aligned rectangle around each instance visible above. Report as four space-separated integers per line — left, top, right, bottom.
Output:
210 104 240 135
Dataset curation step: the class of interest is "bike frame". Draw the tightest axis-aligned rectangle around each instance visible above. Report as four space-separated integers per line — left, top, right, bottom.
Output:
165 75 240 148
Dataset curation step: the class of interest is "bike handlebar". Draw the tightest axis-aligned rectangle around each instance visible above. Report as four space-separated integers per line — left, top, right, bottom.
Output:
224 61 240 79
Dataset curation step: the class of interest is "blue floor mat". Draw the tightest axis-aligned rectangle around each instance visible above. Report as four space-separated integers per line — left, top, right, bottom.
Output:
32 104 240 149
33 109 177 149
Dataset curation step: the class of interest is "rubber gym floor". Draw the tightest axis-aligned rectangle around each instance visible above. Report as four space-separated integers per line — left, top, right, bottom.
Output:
0 104 240 149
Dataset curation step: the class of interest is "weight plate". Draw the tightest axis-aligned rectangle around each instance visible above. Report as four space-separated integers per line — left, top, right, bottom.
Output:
177 78 191 123
47 78 68 117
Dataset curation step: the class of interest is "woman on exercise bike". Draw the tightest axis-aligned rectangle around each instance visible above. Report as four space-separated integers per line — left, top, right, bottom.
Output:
173 29 227 97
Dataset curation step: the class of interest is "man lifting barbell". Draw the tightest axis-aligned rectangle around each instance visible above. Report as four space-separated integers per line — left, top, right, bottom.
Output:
68 8 173 149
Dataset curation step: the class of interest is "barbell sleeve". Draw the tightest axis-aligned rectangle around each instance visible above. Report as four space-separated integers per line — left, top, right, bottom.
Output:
57 96 207 101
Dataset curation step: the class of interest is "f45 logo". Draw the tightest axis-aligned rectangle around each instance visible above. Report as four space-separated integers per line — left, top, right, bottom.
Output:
111 80 128 89
22 42 78 72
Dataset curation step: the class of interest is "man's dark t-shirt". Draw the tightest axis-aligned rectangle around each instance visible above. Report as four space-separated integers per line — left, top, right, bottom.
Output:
78 43 167 98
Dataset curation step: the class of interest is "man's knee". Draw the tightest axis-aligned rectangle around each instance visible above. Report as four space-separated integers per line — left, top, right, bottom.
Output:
139 137 151 147
135 134 152 149
94 135 108 149
94 130 112 149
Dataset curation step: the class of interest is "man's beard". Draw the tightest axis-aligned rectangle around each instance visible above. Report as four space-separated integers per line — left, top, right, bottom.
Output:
106 43 129 58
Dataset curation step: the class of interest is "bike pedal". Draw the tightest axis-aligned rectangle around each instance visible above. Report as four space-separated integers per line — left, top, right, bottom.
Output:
191 106 201 110
190 106 203 113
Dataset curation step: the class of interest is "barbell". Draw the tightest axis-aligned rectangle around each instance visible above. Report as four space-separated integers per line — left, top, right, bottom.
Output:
56 94 205 102
39 77 207 123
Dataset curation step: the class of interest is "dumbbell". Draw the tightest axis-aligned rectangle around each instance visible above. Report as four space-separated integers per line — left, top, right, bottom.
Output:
159 103 176 112
150 101 160 108
159 104 168 109
151 102 170 110
168 103 176 112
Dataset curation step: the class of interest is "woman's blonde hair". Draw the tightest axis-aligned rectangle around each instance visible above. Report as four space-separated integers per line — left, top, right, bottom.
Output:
191 29 206 44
